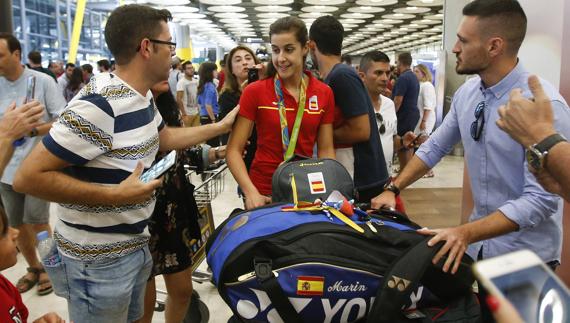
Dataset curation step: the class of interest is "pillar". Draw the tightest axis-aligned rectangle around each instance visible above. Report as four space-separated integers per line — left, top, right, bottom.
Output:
0 0 13 33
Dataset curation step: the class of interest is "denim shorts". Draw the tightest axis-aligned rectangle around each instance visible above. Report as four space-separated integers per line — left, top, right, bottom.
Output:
0 183 49 227
45 245 152 323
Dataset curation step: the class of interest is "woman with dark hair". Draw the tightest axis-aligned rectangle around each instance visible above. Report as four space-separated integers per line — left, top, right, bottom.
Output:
218 45 261 172
63 67 84 102
141 80 230 323
226 16 336 210
197 62 220 147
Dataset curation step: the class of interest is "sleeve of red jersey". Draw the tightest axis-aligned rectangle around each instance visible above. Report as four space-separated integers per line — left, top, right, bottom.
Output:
322 86 335 124
238 83 258 121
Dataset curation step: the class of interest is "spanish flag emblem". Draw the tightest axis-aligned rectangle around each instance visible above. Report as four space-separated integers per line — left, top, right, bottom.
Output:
297 276 325 296
308 95 319 111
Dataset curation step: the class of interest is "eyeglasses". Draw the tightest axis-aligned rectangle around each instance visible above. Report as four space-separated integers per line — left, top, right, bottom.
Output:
375 113 386 135
470 101 486 141
136 39 177 55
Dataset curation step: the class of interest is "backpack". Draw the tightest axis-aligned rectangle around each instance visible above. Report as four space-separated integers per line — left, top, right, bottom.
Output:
271 156 355 203
206 204 480 323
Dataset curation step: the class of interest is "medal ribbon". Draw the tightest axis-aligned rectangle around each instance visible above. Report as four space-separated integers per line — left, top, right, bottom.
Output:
274 74 307 161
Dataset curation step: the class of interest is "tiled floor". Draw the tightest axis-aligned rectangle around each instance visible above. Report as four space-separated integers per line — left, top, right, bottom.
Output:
3 155 465 322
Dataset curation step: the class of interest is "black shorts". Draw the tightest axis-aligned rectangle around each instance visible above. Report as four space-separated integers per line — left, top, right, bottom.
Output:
396 113 420 137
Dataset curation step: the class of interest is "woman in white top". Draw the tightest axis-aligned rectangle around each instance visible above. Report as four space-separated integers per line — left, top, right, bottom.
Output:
413 64 436 135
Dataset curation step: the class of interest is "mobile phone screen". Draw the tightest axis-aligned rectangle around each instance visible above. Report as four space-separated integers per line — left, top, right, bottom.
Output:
491 265 569 323
139 151 176 183
25 76 36 103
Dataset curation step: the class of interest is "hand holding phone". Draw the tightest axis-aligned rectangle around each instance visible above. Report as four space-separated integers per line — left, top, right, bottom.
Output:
247 68 259 84
140 150 176 183
474 250 570 323
13 76 37 147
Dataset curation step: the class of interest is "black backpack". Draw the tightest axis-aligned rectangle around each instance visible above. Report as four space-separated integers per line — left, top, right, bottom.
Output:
271 156 355 203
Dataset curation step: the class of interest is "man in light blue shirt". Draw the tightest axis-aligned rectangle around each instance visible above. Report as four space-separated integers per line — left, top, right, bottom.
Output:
372 0 570 274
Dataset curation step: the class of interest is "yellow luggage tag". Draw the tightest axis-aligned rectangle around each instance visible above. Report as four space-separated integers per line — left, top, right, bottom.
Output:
327 207 365 234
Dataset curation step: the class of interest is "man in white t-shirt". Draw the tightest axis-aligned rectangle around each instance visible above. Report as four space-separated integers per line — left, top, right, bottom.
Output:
176 61 199 127
359 51 414 174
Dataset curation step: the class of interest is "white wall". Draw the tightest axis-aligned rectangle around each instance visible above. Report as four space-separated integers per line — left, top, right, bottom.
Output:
518 0 565 89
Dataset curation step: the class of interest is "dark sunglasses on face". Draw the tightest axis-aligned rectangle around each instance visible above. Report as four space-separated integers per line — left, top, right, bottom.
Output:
375 113 386 135
470 101 486 141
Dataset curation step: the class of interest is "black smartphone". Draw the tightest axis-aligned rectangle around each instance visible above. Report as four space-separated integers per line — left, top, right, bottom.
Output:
247 68 259 83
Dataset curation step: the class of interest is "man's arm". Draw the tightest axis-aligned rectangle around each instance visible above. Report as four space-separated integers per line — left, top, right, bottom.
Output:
159 106 238 151
393 96 403 112
418 211 518 274
497 75 570 200
13 143 161 205
176 91 187 117
333 114 370 144
371 97 462 209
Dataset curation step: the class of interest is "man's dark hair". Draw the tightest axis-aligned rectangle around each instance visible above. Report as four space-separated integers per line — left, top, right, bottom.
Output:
0 33 22 58
97 59 111 71
309 15 343 56
181 60 192 70
28 51 42 65
397 52 413 67
359 51 390 72
341 54 352 65
81 63 93 74
65 62 75 69
463 0 527 55
104 4 172 65
270 16 308 48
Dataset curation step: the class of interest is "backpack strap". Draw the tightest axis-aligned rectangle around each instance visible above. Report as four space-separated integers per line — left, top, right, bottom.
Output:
254 258 303 322
367 239 474 323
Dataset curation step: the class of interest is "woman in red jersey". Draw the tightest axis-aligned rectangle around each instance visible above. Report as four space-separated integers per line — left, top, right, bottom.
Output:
227 16 336 210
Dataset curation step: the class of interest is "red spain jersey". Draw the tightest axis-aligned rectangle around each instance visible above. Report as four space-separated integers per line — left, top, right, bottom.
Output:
239 71 335 195
0 274 28 323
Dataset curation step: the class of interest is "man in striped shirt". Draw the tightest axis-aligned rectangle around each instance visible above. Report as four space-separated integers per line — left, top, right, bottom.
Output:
13 5 237 322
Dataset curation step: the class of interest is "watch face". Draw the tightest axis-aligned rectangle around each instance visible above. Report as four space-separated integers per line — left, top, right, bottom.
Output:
526 149 542 170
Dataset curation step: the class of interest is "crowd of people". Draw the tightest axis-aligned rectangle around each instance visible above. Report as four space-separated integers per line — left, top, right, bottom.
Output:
0 0 568 322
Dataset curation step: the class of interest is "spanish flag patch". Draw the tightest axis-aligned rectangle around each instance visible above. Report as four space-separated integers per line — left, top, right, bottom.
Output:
308 95 319 111
297 276 325 296
308 172 327 194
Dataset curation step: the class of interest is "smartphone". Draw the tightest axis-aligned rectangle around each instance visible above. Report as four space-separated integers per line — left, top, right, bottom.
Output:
139 150 176 183
473 249 570 323
247 68 259 83
25 76 36 103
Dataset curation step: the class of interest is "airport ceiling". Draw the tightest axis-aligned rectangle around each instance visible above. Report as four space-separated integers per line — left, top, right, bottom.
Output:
87 0 444 54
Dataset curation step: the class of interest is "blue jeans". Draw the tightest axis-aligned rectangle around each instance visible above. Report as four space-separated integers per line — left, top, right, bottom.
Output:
45 246 152 323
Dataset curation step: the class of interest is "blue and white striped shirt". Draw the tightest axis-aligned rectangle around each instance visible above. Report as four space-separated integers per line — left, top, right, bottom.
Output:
43 73 165 261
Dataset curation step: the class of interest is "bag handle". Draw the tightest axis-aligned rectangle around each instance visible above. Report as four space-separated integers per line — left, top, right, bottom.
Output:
254 258 303 322
367 239 474 323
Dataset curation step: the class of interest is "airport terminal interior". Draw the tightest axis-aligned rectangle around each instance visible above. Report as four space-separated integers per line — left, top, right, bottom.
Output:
1 0 570 322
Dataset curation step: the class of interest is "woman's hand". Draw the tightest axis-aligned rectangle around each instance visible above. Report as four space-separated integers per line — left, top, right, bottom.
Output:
245 192 271 210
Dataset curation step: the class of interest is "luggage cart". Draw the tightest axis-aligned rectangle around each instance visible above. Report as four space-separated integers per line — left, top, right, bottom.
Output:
154 162 228 323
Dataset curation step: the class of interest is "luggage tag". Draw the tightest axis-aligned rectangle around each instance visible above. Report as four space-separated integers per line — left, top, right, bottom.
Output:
324 191 364 234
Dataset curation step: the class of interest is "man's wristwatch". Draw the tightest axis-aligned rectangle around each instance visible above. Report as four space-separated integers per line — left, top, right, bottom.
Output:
526 133 567 170
29 128 38 137
383 179 400 196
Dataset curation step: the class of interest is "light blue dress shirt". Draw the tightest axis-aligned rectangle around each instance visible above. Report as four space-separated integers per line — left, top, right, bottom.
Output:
416 62 570 262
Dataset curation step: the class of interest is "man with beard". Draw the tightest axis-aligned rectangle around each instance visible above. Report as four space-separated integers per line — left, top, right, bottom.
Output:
371 0 570 281
12 4 237 322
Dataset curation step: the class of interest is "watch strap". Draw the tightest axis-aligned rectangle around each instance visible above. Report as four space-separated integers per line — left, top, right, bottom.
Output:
534 133 566 154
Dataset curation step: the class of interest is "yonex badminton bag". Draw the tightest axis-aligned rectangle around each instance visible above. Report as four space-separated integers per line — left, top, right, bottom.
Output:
271 156 355 203
206 204 479 323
